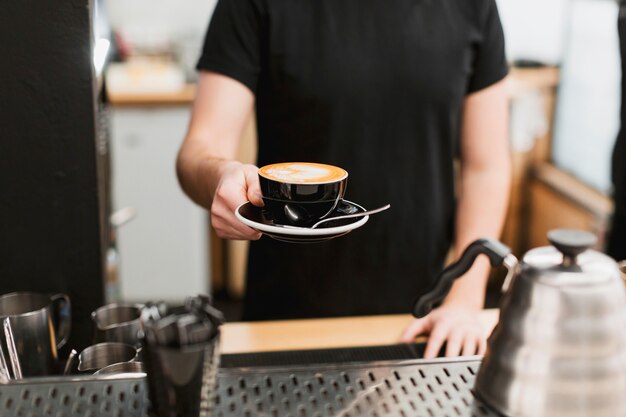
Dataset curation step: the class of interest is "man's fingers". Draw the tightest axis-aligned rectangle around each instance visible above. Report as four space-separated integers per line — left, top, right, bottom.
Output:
399 318 430 343
217 177 256 216
477 335 488 355
208 164 264 240
404 307 486 359
211 197 262 240
445 330 464 357
243 165 264 206
247 190 264 207
461 335 478 357
216 221 261 240
424 325 449 359
214 181 246 210
212 214 261 240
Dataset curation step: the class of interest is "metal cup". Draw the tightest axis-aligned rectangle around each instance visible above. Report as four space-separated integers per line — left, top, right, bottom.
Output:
78 342 138 373
93 361 145 376
92 303 143 346
0 292 71 377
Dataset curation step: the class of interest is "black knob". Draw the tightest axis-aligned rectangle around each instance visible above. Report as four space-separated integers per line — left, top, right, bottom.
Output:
547 229 597 260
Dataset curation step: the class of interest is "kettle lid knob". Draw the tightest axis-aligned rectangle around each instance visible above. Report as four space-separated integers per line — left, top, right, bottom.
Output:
547 229 597 264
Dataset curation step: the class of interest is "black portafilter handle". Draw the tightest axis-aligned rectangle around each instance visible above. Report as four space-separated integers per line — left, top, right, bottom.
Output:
412 238 512 318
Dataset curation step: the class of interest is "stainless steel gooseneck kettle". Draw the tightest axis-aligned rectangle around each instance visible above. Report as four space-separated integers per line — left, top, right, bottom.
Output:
413 229 626 417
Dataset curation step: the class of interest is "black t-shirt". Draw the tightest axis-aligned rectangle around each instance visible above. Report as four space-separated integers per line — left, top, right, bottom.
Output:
197 0 508 320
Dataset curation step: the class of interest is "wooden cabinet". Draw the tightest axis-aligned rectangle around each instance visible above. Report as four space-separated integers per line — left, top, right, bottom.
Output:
527 163 613 250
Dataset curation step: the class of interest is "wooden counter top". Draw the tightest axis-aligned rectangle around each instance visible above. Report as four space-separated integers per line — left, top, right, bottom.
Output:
220 309 499 354
107 84 196 107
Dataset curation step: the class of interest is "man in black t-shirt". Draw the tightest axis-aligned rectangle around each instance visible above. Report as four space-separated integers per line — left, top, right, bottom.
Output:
177 0 511 358
609 0 626 261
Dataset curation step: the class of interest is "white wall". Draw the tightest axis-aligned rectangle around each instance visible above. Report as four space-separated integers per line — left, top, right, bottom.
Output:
106 0 216 44
496 0 569 65
552 0 621 193
499 0 620 194
105 0 217 79
111 107 209 303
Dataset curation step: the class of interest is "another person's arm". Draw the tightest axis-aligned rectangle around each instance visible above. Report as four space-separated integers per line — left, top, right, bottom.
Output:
176 72 262 240
400 79 511 357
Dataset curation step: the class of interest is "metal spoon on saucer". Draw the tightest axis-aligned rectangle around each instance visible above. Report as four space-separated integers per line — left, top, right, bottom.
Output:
309 204 391 229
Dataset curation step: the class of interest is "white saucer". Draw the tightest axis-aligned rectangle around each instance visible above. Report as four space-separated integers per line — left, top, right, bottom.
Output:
235 200 369 243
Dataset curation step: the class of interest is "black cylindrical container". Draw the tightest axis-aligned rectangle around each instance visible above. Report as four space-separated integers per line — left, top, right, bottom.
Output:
144 334 220 417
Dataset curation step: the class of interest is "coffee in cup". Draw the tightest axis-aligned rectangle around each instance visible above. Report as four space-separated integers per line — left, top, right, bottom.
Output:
258 162 348 226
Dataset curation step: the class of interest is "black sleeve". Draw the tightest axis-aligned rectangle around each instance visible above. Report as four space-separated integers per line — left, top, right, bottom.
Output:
466 0 509 94
196 0 264 93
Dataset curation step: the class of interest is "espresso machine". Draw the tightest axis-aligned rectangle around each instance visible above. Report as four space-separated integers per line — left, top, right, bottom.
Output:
0 0 112 351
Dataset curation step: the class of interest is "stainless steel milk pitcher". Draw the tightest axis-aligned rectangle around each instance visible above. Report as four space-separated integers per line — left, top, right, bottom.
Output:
0 292 71 378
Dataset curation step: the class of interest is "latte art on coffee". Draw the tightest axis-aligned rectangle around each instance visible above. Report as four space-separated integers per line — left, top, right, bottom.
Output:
259 162 348 184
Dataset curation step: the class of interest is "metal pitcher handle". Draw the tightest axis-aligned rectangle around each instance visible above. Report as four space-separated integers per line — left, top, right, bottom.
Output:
412 238 516 318
50 294 71 349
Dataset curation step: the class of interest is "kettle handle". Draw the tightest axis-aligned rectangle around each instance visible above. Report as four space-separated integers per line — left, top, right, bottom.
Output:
412 238 513 318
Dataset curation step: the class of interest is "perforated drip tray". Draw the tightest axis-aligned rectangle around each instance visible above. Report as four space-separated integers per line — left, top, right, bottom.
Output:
0 375 149 417
214 358 500 417
0 355 499 416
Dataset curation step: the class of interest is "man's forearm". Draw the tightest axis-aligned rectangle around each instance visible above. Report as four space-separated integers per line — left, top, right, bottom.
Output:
176 141 238 210
443 163 511 309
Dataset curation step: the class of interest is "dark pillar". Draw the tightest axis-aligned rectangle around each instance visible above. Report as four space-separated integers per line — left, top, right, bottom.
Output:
608 1 626 261
0 0 106 351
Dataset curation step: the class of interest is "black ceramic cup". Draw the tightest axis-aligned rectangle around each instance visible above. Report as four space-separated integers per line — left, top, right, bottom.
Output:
258 162 348 227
